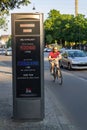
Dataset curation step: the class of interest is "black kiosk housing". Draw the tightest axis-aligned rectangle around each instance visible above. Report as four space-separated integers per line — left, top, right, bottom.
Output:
11 13 44 120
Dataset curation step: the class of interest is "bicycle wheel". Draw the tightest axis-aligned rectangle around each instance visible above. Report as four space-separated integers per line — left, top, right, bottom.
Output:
57 68 63 85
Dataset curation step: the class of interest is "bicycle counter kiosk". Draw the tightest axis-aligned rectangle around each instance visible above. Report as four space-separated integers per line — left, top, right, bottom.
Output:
11 13 44 120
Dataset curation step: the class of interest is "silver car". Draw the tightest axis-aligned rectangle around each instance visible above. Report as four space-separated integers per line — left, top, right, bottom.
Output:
61 49 87 70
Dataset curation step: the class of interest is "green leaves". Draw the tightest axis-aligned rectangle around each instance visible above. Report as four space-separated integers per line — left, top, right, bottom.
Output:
0 0 30 11
44 9 87 46
0 0 30 31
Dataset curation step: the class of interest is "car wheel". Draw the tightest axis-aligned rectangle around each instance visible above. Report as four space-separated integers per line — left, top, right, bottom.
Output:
68 63 72 70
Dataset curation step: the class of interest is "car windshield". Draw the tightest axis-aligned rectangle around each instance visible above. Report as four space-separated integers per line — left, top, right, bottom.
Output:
68 51 86 57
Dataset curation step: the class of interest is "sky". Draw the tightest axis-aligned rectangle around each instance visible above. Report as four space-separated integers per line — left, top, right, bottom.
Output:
0 0 87 35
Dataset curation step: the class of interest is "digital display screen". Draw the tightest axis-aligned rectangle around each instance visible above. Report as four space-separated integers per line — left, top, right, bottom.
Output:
15 21 40 35
15 36 41 98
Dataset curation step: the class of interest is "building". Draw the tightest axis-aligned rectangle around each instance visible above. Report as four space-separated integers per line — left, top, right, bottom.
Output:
0 35 10 47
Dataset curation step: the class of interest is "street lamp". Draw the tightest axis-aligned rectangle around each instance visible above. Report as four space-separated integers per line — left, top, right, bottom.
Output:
32 3 36 10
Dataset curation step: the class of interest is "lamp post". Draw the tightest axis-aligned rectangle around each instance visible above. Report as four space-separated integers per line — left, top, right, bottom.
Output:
32 3 36 11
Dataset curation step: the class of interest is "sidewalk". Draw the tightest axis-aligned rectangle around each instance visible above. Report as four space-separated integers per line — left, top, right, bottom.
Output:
0 62 78 130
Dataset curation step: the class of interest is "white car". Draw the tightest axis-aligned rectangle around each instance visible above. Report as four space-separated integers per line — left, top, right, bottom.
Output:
61 49 87 70
44 48 52 52
0 48 6 55
5 48 12 56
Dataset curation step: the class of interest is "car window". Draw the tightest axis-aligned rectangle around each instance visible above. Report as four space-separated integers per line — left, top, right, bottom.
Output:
74 51 86 57
68 52 75 57
62 50 87 58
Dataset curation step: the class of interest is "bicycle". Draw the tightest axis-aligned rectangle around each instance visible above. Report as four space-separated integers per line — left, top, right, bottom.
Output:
52 65 63 85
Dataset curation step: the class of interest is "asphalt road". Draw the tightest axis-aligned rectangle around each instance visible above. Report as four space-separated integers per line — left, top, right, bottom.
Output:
44 52 87 130
0 55 12 67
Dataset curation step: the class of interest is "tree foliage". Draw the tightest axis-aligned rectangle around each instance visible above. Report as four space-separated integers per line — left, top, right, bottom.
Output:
44 9 87 47
6 35 12 48
0 0 30 31
0 0 30 12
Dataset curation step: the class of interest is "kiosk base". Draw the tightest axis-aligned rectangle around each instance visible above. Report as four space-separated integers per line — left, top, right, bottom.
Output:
13 98 44 120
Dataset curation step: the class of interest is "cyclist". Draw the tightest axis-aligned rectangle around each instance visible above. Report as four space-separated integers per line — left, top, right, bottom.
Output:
48 46 62 75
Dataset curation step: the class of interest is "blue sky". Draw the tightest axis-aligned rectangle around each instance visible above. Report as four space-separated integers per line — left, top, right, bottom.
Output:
0 0 87 35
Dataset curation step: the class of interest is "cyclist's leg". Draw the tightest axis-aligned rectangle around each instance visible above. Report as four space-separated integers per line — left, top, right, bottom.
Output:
55 62 61 77
50 61 54 74
54 61 63 84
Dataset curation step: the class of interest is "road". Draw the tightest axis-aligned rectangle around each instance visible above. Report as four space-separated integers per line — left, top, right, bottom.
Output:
44 52 87 130
1 54 87 130
0 55 12 67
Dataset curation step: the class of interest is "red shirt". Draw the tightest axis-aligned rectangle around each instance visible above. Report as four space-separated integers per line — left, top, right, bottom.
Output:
48 51 60 58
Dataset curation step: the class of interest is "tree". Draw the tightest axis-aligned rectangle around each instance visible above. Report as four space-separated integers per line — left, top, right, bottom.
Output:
0 0 30 30
53 14 74 46
44 9 61 44
44 9 87 47
0 0 30 12
65 14 87 43
0 14 8 30
6 35 12 48
46 34 53 44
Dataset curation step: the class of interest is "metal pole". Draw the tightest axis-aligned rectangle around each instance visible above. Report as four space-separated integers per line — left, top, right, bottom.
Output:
75 0 78 16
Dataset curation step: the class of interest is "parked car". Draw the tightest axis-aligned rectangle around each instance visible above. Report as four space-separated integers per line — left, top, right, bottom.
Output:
61 49 87 70
0 48 6 55
5 48 12 56
60 48 66 54
44 48 52 52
